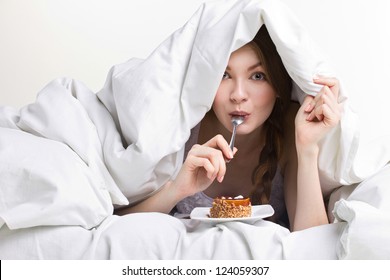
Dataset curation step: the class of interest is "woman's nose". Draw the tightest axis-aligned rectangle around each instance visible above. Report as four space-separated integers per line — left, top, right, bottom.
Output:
230 81 248 103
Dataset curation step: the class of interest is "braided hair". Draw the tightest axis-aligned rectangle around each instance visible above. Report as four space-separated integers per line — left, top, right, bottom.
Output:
249 25 292 205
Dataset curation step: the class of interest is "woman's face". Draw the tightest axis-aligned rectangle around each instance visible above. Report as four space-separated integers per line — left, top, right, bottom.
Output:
213 43 277 135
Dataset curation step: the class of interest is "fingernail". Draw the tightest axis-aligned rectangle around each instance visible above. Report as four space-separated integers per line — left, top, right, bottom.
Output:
305 104 312 112
313 74 320 80
218 176 224 183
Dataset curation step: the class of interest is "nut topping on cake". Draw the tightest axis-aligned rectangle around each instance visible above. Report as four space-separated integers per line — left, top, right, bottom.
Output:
209 196 251 218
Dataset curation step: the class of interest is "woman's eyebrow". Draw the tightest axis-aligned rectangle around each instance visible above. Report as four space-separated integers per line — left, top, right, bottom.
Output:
225 62 262 71
247 62 262 71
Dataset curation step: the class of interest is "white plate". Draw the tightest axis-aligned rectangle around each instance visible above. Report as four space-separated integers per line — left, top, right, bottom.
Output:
190 205 274 223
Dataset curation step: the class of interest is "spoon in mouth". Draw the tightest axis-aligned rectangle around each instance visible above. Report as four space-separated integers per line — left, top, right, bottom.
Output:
229 116 244 152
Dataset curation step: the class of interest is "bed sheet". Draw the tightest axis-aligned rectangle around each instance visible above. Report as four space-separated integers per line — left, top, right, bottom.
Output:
0 213 343 260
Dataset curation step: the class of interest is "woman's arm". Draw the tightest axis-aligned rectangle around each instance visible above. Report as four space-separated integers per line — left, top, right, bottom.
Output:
293 144 328 230
115 135 235 215
285 77 341 231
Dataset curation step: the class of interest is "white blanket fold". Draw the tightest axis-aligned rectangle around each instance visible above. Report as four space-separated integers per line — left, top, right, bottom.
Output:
334 199 390 259
332 163 390 259
91 213 291 259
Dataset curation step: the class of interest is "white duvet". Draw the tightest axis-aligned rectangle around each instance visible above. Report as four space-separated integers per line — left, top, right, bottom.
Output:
0 0 389 260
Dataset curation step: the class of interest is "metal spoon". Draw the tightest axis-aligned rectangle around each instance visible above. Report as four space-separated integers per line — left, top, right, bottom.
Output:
229 116 244 152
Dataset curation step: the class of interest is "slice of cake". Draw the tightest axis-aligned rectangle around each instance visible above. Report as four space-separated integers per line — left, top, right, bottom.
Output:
209 195 251 218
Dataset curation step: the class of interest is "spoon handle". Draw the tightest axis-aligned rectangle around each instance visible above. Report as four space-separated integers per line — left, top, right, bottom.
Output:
229 124 237 151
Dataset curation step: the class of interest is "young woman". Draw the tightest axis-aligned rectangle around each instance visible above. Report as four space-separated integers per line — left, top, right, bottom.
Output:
116 26 341 231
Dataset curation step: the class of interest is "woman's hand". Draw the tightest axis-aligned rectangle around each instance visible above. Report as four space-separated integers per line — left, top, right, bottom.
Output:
117 135 237 215
170 135 236 200
295 76 342 153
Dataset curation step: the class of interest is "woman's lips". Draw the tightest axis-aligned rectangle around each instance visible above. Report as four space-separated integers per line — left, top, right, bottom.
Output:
230 111 250 120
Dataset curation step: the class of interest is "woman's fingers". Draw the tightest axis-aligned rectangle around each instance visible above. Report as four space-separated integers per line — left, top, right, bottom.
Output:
187 154 215 180
306 76 340 121
187 143 227 182
306 92 341 125
186 134 239 184
306 87 326 121
204 134 234 159
313 76 340 98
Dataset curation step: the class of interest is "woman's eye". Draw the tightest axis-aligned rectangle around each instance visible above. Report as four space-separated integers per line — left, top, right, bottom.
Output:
222 72 230 80
251 72 265 81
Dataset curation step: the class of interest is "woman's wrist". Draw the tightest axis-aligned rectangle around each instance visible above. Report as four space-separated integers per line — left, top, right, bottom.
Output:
296 143 319 159
163 179 189 205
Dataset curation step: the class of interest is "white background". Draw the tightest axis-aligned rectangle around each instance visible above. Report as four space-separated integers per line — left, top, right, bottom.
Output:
0 0 206 107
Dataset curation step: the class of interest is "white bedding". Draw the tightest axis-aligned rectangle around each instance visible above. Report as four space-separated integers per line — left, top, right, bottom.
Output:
1 0 390 260
1 189 388 260
0 213 344 260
